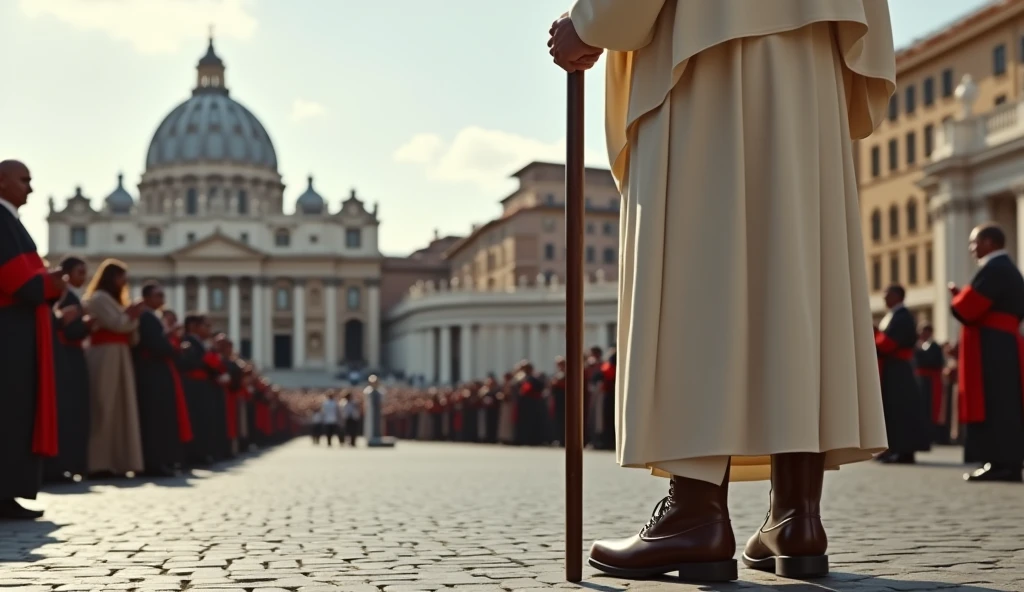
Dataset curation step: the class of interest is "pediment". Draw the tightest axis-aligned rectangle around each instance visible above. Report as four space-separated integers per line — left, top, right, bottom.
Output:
169 232 266 261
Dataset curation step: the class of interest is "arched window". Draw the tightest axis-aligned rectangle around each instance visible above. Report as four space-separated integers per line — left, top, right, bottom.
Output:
275 229 290 247
275 287 290 311
347 286 361 310
146 228 162 247
888 204 899 238
870 209 882 243
906 198 918 234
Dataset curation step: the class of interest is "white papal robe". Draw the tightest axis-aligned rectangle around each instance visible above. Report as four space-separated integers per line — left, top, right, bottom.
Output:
568 0 896 484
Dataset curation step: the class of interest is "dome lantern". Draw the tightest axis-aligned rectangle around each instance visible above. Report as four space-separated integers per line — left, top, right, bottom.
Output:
195 25 227 96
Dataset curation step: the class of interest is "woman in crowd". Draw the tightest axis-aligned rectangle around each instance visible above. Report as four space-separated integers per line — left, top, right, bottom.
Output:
83 258 145 477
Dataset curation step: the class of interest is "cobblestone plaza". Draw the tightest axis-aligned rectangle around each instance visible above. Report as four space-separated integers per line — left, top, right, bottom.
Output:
0 442 1020 592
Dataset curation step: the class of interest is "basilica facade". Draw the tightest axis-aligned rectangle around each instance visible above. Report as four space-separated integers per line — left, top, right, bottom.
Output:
46 38 383 380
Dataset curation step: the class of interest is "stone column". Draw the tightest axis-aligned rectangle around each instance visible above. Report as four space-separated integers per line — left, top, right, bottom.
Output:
439 325 453 385
228 277 241 346
510 325 524 364
173 278 186 316
293 279 306 369
251 278 264 367
528 323 542 365
197 277 209 312
548 323 562 362
931 195 974 343
459 323 473 382
423 328 436 384
324 278 338 372
367 279 381 368
493 325 507 376
263 279 275 366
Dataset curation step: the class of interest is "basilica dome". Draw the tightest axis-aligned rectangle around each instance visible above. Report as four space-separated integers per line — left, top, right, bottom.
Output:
296 175 326 215
144 38 278 171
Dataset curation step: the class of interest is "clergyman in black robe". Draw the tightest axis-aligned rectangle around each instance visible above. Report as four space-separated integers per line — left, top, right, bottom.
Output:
46 257 91 482
549 359 567 445
515 363 548 446
178 314 218 466
874 284 930 463
913 324 947 445
951 224 1024 483
134 283 192 476
0 160 62 519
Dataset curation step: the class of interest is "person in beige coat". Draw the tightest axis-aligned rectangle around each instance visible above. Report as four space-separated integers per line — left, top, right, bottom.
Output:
82 259 145 476
549 0 896 582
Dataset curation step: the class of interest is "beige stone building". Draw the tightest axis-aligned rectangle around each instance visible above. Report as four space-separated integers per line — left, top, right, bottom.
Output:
444 162 621 290
384 162 621 383
857 0 1024 341
46 37 383 385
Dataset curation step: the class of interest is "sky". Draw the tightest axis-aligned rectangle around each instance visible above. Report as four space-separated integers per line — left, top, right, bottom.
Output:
0 0 994 256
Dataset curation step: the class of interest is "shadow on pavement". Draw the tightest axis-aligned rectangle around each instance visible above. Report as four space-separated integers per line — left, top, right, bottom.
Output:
0 520 59 564
39 443 280 496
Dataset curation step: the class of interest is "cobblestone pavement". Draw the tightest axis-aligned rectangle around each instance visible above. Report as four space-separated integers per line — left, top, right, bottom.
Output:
0 441 1021 592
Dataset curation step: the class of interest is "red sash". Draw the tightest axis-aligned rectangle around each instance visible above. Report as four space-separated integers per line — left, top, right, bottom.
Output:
874 328 914 376
915 367 944 424
90 329 132 346
954 286 1024 423
0 253 59 457
600 361 616 394
255 401 272 435
185 369 209 380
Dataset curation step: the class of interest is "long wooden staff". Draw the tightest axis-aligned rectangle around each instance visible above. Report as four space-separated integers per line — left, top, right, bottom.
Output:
564 70 585 584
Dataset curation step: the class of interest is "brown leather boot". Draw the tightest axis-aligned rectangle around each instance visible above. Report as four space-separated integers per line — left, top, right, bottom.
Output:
742 452 829 578
588 468 737 582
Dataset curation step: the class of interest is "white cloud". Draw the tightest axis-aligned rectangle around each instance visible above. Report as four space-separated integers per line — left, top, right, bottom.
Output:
19 0 258 55
290 99 327 123
393 126 608 191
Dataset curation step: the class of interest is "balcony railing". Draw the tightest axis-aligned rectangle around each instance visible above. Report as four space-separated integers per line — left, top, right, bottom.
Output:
931 98 1024 161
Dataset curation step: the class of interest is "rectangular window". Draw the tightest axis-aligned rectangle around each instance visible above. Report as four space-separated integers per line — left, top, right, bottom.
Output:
888 95 898 121
996 94 1007 106
70 226 87 247
586 246 595 263
942 68 954 97
237 190 249 215
888 139 898 172
994 44 1007 76
889 253 900 285
603 247 616 264
240 232 249 243
908 249 918 285
906 132 916 165
872 257 882 292
345 228 362 248
924 124 934 157
544 243 555 261
905 85 916 114
871 146 881 177
185 188 198 215
923 77 935 106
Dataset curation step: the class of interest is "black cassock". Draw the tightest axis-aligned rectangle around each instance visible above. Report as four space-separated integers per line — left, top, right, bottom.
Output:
875 306 930 454
951 253 1024 467
46 290 91 480
0 207 60 500
914 340 947 444
133 310 189 470
178 335 219 464
516 375 548 446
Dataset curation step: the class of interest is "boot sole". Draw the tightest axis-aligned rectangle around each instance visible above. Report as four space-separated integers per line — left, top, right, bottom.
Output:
588 557 738 582
741 553 829 578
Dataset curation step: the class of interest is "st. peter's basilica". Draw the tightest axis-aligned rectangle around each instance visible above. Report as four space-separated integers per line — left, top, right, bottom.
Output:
46 37 383 383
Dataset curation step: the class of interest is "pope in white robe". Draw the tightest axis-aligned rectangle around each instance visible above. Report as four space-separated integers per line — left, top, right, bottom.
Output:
549 0 895 582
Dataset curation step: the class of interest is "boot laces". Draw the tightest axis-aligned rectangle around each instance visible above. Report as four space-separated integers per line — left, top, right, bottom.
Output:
641 481 675 533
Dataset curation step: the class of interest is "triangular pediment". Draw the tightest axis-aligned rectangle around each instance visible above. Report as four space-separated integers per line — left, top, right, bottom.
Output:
168 231 266 261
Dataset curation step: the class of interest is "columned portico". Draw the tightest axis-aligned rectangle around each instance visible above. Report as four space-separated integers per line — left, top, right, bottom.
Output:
385 277 619 384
